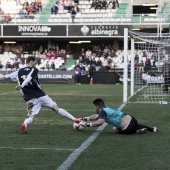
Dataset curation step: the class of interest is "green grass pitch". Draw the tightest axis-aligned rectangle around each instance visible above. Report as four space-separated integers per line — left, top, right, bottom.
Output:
0 83 170 170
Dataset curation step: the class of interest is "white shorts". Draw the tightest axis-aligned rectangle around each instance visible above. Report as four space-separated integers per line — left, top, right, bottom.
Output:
27 95 57 116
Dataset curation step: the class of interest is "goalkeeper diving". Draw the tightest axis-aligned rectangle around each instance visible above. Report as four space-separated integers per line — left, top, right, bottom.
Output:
79 98 158 134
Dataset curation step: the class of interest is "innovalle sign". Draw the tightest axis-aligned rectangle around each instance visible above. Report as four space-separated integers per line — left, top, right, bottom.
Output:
3 25 67 37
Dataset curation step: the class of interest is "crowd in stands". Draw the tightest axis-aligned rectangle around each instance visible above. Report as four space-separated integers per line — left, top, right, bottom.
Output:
90 0 119 10
0 0 120 24
0 0 42 23
74 44 159 75
19 1 42 19
0 41 159 75
0 8 11 23
0 43 69 70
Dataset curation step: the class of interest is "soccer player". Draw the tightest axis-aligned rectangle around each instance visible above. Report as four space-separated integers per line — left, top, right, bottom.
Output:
0 56 80 134
80 98 158 134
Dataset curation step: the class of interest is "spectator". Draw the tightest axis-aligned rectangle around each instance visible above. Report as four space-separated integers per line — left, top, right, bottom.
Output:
31 1 36 6
37 2 42 13
74 0 79 5
101 0 108 10
51 61 55 70
134 61 139 71
134 53 139 62
74 3 79 13
108 0 116 9
60 0 66 11
75 66 82 85
84 55 91 65
46 61 50 70
96 48 102 57
12 55 21 69
0 45 4 54
19 8 27 19
97 0 102 9
91 0 98 10
106 58 113 70
70 0 75 6
90 58 97 71
5 13 11 23
143 50 149 58
27 5 33 15
67 3 73 12
0 61 3 69
61 49 67 61
5 61 12 69
23 1 29 7
116 0 119 8
65 0 70 10
34 54 40 66
96 58 102 71
144 58 151 73
139 60 144 73
51 4 58 14
31 5 37 14
0 16 5 24
86 49 92 57
0 8 5 15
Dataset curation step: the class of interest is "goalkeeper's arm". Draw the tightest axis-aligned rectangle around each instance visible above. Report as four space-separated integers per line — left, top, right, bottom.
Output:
81 114 98 121
80 118 105 127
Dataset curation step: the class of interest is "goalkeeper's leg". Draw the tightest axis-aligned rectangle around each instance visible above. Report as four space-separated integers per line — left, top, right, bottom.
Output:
137 124 158 132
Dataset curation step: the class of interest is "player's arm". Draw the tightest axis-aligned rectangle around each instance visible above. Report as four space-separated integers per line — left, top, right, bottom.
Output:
0 70 18 80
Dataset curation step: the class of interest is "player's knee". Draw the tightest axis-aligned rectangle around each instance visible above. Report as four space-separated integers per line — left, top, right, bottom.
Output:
52 105 59 112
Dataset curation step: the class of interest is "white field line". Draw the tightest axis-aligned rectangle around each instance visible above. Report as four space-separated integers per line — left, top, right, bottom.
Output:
0 147 75 151
56 102 127 170
0 91 17 95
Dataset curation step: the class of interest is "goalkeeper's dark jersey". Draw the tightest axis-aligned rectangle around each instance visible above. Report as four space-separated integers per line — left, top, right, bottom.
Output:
17 67 46 101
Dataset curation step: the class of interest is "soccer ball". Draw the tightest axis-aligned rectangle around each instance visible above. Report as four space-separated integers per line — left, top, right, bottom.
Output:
73 122 84 131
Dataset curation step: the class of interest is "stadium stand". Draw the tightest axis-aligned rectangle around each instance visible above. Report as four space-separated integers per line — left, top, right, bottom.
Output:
0 0 170 71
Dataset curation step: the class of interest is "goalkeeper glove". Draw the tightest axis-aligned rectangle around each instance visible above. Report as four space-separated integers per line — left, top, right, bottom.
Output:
80 117 90 121
79 121 92 127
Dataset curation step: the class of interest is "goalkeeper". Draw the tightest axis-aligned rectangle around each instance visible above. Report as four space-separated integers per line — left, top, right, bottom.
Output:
80 98 158 134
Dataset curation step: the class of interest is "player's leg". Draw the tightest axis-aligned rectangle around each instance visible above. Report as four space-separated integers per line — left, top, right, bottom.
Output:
40 95 77 121
21 99 41 134
52 105 76 120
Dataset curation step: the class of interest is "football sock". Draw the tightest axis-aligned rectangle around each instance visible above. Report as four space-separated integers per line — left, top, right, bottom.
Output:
58 108 75 120
24 117 33 127
137 124 153 132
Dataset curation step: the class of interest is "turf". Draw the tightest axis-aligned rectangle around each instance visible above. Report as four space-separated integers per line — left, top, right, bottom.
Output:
0 83 170 170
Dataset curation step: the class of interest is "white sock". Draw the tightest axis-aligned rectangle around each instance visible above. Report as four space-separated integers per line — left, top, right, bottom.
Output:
24 117 33 127
58 108 75 120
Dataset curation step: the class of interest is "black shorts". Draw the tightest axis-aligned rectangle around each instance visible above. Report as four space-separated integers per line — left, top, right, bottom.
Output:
117 116 138 134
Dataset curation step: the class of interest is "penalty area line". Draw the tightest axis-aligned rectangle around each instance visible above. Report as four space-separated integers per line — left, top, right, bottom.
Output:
56 102 127 170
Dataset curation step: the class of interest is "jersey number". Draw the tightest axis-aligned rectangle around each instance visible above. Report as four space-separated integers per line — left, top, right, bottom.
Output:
21 75 32 86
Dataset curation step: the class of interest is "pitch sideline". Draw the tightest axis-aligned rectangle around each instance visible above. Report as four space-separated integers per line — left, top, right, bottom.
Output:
57 102 127 170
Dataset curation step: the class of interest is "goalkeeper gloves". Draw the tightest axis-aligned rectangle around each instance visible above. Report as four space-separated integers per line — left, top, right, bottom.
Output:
79 121 92 127
80 117 90 121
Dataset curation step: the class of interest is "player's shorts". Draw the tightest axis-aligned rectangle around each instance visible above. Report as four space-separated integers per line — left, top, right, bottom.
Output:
117 116 138 134
27 95 57 116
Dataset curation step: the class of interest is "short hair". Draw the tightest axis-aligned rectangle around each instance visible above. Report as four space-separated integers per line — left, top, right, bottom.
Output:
93 98 105 107
26 56 36 64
